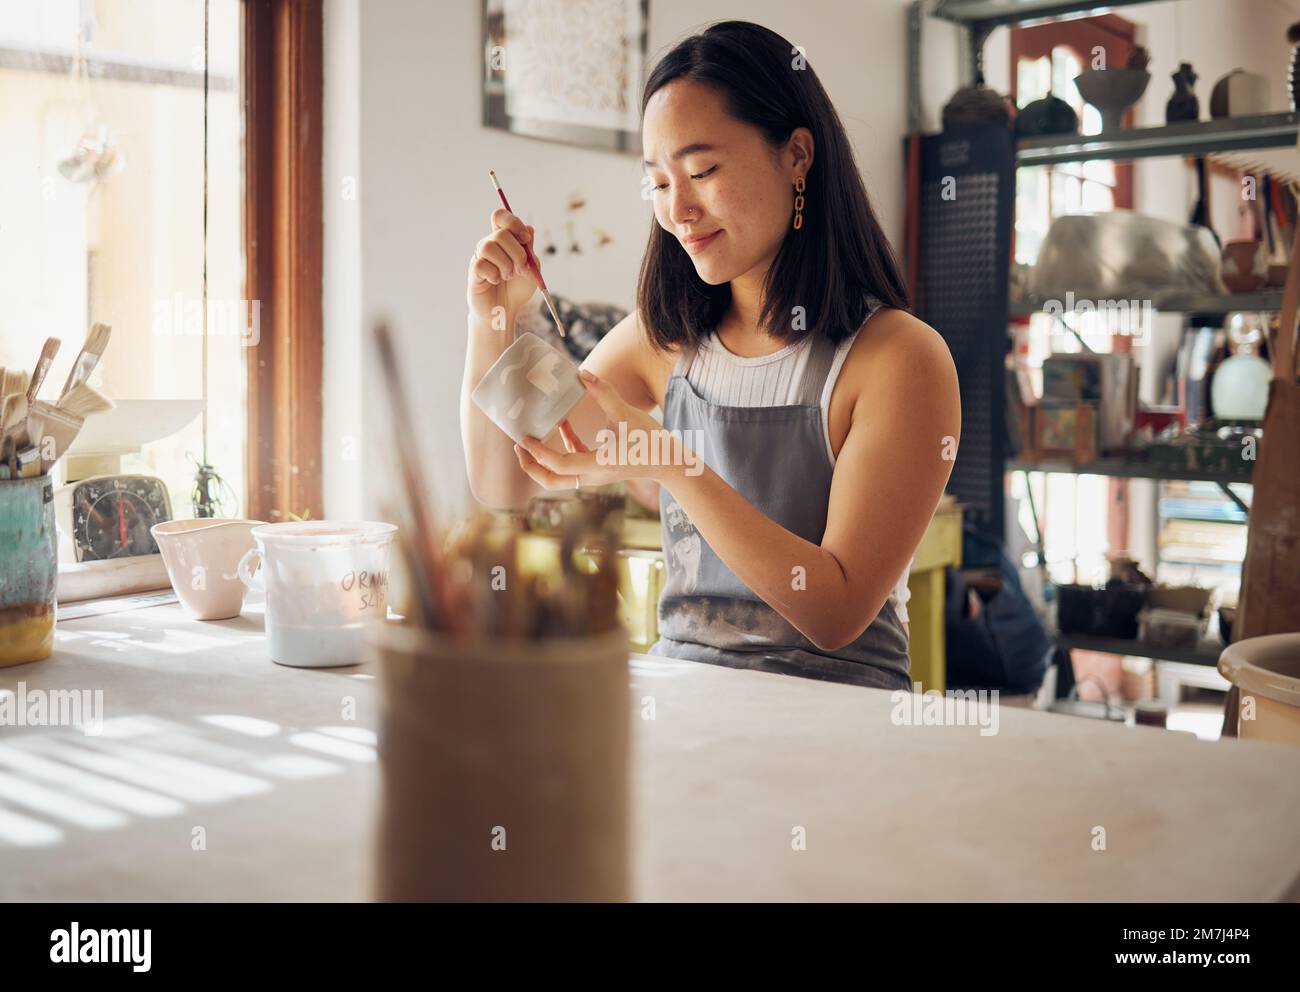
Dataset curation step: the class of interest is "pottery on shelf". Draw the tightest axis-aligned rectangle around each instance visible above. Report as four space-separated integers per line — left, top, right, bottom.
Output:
1209 69 1270 119
1167 62 1199 123
1015 94 1079 137
1221 239 1268 294
942 75 1014 130
1075 68 1150 132
1289 21 1300 111
1211 313 1271 421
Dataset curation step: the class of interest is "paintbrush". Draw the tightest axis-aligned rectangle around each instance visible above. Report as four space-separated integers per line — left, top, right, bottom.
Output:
372 321 449 633
1 393 25 435
1 393 28 476
56 382 115 419
58 322 111 400
16 446 41 478
1 368 29 402
447 512 496 636
26 337 61 404
29 400 84 474
382 497 435 627
487 170 568 338
1 373 30 467
11 380 110 453
22 405 47 460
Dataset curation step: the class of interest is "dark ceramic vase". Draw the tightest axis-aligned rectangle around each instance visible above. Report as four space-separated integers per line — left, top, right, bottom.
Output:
1015 94 1079 137
1166 62 1199 123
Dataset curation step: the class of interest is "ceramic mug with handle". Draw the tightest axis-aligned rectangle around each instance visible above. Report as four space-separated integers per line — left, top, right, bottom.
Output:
152 518 263 621
238 521 396 667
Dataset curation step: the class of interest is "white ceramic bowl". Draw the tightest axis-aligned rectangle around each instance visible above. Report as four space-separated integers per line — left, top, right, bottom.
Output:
1219 633 1300 746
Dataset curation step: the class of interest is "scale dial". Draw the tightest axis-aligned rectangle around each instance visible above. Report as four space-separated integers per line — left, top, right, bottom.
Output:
70 475 172 562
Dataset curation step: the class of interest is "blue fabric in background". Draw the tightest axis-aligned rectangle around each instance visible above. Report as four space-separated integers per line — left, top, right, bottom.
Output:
945 526 1052 694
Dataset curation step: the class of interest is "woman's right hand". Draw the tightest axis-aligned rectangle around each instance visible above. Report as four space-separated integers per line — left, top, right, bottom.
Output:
467 208 539 328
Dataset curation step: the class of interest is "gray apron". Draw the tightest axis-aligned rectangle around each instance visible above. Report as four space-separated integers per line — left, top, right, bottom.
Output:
649 332 912 690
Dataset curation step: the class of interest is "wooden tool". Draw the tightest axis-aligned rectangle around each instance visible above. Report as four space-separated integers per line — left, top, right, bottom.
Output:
372 321 448 631
1 368 29 402
26 337 61 404
56 382 115 419
1 393 26 436
29 400 84 475
487 170 568 338
16 447 41 478
59 322 112 400
1 393 29 473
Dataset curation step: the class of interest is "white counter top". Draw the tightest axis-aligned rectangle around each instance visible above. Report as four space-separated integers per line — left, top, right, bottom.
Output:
2 600 1299 901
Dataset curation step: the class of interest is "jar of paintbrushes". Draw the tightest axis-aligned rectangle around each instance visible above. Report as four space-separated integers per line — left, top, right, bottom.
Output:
368 323 631 901
0 476 57 666
0 326 114 664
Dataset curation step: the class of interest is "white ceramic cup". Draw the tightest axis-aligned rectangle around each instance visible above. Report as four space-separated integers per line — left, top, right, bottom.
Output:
237 521 396 668
470 331 586 444
152 519 264 621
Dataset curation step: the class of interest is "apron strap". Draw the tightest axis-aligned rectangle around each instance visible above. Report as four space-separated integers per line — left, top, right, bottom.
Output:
671 341 700 379
794 298 889 406
794 334 839 407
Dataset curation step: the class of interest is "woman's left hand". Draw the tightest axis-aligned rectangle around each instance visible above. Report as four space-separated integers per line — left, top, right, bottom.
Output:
514 369 684 490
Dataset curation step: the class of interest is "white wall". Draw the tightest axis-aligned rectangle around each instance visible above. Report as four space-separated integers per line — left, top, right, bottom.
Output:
322 0 363 520
322 0 918 519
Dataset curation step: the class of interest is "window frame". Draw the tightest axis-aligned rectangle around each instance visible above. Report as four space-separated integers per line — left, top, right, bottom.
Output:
242 0 324 521
1010 13 1137 213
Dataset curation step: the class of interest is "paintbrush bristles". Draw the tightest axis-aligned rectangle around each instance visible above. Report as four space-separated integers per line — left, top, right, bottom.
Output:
27 337 61 404
56 382 115 419
542 293 568 338
59 322 112 399
1 394 25 434
1 369 30 400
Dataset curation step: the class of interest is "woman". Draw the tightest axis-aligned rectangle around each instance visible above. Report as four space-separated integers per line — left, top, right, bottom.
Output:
461 20 959 691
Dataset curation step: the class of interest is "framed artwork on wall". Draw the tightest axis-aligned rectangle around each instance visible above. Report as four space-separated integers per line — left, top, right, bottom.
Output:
482 0 649 154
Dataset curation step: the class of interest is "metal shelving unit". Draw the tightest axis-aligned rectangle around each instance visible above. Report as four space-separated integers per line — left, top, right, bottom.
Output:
1054 633 1223 666
910 0 1287 673
925 0 1175 87
1017 111 1299 165
1007 458 1254 486
1009 290 1285 318
933 0 1156 30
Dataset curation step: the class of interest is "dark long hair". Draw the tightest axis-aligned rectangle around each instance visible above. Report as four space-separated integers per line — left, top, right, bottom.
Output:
636 20 910 351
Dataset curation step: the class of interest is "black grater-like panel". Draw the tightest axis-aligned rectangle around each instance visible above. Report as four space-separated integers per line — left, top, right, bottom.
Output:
915 126 1015 541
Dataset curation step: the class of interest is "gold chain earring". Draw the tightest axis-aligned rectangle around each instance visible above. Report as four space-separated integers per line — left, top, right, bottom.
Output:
793 176 806 230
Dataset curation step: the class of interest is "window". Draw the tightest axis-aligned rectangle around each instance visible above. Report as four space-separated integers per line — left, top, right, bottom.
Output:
0 0 246 517
1015 43 1118 269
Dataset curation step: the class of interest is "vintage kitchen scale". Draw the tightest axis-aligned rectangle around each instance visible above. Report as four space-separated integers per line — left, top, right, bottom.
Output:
54 400 201 600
